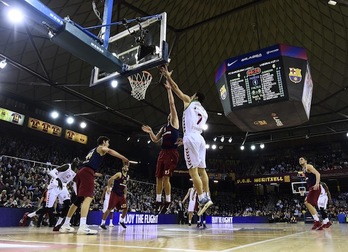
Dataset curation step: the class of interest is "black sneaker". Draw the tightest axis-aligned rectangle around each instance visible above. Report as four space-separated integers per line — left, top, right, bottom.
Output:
202 224 207 229
99 224 107 230
119 222 126 229
196 222 202 228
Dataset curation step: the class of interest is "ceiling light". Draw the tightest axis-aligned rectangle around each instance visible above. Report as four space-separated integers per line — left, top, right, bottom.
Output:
228 137 232 143
111 80 118 88
212 144 217 150
205 144 210 149
213 137 217 142
202 124 208 130
251 145 256 150
127 137 130 141
0 59 7 69
147 140 151 144
328 0 337 5
217 112 222 116
240 145 245 150
80 122 87 129
260 143 265 149
213 180 218 183
50 111 59 119
7 8 24 24
66 116 74 124
137 138 140 142
220 136 225 142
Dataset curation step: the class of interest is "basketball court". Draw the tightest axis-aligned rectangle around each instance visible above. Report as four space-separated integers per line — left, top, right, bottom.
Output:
0 223 347 252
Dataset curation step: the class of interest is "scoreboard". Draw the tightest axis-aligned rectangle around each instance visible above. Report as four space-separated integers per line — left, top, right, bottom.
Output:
215 44 313 132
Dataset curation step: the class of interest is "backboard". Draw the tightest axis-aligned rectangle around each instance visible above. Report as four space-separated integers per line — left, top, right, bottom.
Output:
90 12 168 87
291 181 308 196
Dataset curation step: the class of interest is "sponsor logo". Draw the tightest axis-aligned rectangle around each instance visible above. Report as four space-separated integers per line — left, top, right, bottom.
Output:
271 113 283 127
266 49 279 54
241 53 262 62
289 67 302 83
220 85 227 100
91 42 104 53
254 120 268 126
227 59 238 67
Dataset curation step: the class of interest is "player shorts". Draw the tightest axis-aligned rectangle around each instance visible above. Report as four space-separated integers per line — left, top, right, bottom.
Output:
183 133 206 169
317 185 328 209
305 185 321 207
108 191 127 210
75 167 95 198
188 199 196 212
155 149 179 178
46 183 70 207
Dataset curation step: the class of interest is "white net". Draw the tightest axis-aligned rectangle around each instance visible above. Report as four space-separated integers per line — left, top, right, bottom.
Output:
128 71 152 100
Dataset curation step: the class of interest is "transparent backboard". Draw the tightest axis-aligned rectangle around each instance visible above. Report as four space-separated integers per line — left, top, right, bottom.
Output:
291 181 308 195
90 12 168 87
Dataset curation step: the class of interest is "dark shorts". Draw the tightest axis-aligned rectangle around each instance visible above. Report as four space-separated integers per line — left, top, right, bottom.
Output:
305 185 321 206
108 191 127 210
75 167 95 198
156 149 179 178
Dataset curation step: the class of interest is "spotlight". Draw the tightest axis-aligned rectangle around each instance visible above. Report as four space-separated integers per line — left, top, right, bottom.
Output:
147 140 151 144
212 144 217 150
205 144 210 149
127 137 130 141
80 122 87 129
111 80 118 88
228 137 232 143
220 136 225 142
66 116 74 124
7 8 24 24
50 111 59 119
240 145 245 150
0 59 7 69
251 145 256 150
202 124 208 130
260 143 265 149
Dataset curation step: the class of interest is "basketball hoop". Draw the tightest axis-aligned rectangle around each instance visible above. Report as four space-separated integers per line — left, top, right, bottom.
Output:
299 187 306 197
128 71 152 100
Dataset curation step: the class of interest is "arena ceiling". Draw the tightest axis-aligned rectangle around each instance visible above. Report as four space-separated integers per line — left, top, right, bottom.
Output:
1 0 348 149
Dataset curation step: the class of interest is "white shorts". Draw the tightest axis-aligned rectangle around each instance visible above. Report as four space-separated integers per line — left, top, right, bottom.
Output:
46 185 70 207
183 133 206 169
317 185 328 209
188 199 196 212
102 192 114 213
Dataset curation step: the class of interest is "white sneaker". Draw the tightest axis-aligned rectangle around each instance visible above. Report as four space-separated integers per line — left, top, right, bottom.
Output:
77 225 98 235
59 224 75 233
109 223 114 227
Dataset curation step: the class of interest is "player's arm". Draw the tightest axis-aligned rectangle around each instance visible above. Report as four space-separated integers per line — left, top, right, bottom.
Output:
307 164 320 189
165 81 179 129
100 146 129 165
160 66 191 104
141 125 164 143
321 182 333 204
108 172 121 188
56 164 70 172
182 189 190 203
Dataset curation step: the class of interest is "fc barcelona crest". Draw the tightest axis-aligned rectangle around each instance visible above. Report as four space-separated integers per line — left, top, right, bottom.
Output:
289 68 302 83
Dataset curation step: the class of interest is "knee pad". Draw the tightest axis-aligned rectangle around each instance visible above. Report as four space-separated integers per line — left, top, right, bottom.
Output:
73 196 84 207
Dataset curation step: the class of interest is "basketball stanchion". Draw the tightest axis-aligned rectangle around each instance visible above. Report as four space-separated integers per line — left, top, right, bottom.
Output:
128 71 152 100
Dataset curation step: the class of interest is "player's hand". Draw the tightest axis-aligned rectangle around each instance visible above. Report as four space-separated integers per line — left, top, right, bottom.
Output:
122 157 129 166
164 80 171 90
175 138 183 146
141 125 152 133
95 172 103 177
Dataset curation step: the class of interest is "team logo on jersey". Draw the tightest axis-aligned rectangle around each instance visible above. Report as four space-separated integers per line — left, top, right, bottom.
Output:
289 68 302 83
220 85 227 100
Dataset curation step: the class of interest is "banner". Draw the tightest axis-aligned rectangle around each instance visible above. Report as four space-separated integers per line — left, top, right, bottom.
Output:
65 129 88 144
27 117 62 137
236 175 291 185
0 107 25 125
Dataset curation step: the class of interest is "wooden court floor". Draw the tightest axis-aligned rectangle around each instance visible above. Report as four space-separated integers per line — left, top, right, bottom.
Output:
0 222 347 252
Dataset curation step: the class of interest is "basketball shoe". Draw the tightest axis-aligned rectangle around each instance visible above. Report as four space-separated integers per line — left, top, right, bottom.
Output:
311 220 322 230
119 221 127 229
99 224 107 230
317 221 332 230
77 225 98 235
19 212 29 227
197 197 213 216
59 223 75 233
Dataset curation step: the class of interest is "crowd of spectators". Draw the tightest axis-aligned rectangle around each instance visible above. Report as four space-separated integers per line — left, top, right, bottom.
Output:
1 132 348 224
